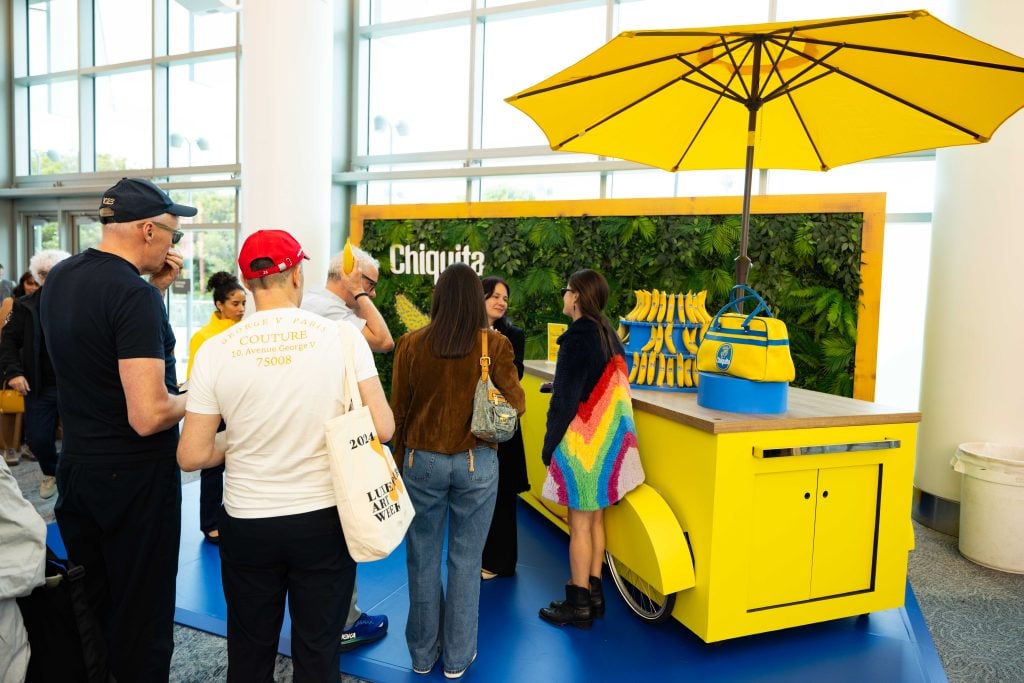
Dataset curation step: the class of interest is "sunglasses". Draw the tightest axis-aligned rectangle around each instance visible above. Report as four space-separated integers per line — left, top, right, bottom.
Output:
150 220 184 245
560 287 574 296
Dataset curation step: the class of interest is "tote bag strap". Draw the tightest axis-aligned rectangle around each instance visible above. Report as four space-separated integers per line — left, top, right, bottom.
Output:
338 324 364 412
479 330 491 383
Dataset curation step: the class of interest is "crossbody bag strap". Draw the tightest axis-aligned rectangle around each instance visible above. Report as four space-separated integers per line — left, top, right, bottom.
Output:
479 330 491 383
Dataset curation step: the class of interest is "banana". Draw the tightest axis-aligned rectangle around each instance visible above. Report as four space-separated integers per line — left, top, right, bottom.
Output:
682 357 694 388
634 290 650 322
640 326 658 353
681 327 699 355
677 354 686 387
645 350 658 384
655 290 667 323
666 293 675 324
624 290 641 321
636 352 650 385
646 289 661 323
395 293 431 332
655 354 666 386
651 324 664 354
342 240 356 275
617 322 629 342
692 365 700 387
666 355 676 388
628 351 641 383
663 323 676 354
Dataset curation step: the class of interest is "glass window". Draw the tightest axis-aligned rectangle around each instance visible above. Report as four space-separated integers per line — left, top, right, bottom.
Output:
167 227 239 379
607 169 678 199
366 25 470 154
169 58 237 167
29 80 79 174
616 0 768 31
168 188 237 224
26 214 60 253
169 0 237 54
28 0 77 75
366 178 467 204
94 0 152 65
364 0 469 24
74 215 103 252
767 158 936 214
95 70 152 170
480 6 606 149
479 173 600 201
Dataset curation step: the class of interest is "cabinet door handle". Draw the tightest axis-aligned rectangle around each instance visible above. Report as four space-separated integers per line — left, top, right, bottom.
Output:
754 440 901 458
822 490 829 498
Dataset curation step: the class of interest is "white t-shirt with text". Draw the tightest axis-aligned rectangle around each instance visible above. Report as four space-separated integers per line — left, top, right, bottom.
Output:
187 308 377 518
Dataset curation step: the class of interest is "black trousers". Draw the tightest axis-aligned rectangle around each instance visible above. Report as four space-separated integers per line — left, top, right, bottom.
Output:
199 463 225 534
481 487 519 576
219 505 355 683
55 457 181 683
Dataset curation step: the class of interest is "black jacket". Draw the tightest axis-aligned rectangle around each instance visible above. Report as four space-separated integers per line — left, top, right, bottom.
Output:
541 318 621 466
0 289 54 389
494 321 529 493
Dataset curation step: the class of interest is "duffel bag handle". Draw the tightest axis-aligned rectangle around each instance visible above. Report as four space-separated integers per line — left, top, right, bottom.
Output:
710 286 775 331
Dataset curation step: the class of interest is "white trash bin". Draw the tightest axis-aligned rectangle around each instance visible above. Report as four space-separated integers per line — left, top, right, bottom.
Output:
951 442 1024 573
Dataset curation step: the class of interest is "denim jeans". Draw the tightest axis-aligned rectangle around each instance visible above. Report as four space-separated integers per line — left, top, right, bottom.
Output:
403 447 498 674
24 384 60 476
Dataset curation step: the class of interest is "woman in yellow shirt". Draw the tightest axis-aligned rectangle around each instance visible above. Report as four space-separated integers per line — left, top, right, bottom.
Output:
187 271 245 543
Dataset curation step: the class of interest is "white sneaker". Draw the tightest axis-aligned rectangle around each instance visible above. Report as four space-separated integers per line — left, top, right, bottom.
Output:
39 475 57 499
3 448 19 466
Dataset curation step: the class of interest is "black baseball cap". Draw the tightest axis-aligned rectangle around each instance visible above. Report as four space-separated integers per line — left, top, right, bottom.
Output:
98 177 198 224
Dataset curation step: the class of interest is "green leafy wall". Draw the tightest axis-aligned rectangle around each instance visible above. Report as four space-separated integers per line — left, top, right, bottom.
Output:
360 212 863 397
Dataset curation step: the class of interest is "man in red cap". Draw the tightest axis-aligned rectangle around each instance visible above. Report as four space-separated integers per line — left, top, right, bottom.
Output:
40 177 195 681
178 229 395 681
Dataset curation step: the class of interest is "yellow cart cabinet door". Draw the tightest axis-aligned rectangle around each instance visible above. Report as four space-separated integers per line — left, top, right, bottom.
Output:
809 464 880 598
747 470 818 610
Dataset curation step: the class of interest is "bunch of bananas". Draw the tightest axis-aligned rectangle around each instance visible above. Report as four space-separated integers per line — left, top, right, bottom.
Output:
627 351 702 389
621 289 715 390
395 293 431 332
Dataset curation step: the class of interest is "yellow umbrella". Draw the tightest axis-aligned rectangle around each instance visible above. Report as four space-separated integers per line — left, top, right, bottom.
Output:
506 10 1024 284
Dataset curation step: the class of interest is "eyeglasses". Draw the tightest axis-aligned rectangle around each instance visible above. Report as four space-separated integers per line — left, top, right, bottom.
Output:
361 274 378 293
560 287 574 296
149 220 184 245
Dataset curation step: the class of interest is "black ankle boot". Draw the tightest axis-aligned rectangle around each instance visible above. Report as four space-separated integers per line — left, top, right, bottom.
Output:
589 576 605 618
539 584 593 629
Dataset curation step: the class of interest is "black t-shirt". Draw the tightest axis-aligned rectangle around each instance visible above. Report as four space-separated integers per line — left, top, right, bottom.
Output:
41 249 178 463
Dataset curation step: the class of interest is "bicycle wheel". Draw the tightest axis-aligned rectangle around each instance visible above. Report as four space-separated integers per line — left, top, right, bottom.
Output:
605 550 676 623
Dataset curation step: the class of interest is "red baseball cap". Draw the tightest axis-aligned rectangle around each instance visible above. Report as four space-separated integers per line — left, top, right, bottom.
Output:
238 229 310 279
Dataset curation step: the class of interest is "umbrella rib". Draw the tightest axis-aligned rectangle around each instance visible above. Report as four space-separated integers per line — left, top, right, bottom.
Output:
671 69 747 171
508 53 691 101
630 11 924 40
758 39 845 102
792 37 1024 74
782 89 829 171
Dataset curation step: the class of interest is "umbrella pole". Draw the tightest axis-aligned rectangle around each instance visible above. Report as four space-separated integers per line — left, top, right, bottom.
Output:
735 109 756 287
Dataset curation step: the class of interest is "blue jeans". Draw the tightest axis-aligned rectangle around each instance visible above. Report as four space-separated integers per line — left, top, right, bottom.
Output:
24 384 60 476
403 447 498 675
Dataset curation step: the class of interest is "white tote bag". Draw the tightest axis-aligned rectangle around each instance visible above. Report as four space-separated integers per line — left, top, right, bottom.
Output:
325 329 414 562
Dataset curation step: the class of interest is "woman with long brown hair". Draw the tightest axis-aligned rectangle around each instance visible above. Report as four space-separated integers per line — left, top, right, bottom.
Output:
538 268 644 629
390 262 526 679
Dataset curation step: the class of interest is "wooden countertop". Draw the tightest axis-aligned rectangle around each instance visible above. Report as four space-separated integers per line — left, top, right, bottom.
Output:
524 361 921 434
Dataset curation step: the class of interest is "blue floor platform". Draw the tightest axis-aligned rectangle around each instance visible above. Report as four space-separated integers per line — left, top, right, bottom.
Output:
46 482 947 682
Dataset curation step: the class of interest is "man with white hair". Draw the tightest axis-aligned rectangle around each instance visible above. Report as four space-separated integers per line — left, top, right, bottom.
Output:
40 177 193 682
0 249 72 499
302 244 394 352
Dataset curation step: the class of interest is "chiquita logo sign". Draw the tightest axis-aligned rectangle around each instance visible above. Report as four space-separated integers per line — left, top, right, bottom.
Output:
389 243 485 282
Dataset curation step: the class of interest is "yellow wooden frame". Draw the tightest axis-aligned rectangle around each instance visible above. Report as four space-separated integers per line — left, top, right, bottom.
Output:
350 193 885 401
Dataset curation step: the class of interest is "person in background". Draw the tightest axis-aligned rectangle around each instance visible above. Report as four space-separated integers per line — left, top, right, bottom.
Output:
302 244 394 352
302 245 392 650
538 269 645 630
0 250 71 495
12 272 39 299
40 177 193 681
0 264 15 302
186 271 246 544
178 229 394 682
0 459 46 683
390 263 525 679
480 276 529 580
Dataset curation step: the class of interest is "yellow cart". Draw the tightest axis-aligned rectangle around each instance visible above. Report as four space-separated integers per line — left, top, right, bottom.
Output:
520 361 920 643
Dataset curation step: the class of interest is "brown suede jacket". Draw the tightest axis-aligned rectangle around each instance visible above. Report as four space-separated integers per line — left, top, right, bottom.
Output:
390 327 526 459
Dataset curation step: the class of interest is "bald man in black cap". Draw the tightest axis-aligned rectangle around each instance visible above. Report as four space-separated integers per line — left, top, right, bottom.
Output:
41 177 196 682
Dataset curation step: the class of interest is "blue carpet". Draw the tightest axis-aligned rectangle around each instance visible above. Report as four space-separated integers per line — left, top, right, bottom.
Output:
46 482 947 682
